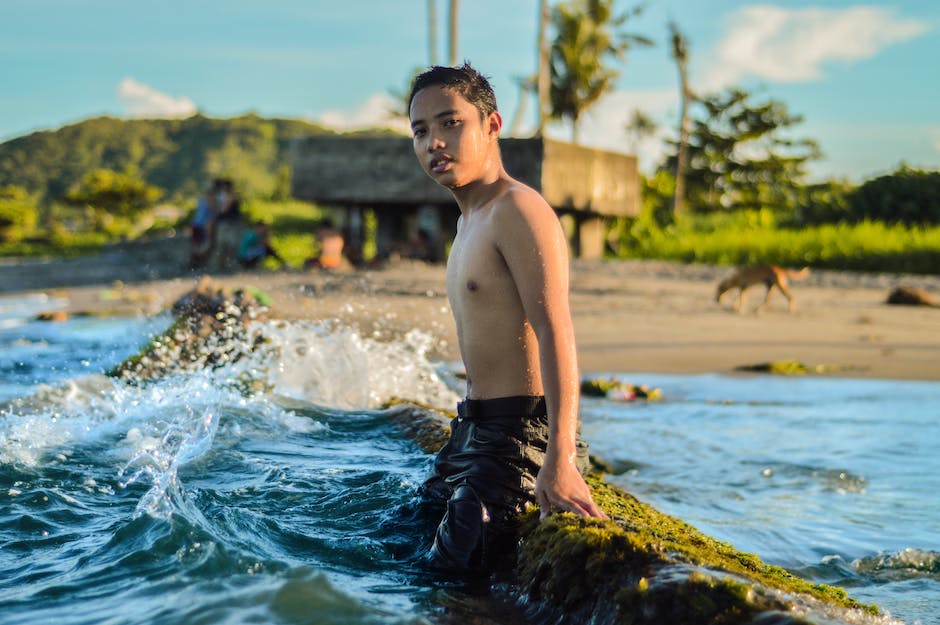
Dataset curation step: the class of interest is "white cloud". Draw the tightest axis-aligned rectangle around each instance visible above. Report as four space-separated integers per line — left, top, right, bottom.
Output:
117 78 197 118
315 92 411 134
546 88 678 171
702 5 929 90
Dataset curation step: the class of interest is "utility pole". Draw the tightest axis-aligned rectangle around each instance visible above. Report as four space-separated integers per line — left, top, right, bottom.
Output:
428 0 438 65
448 0 459 65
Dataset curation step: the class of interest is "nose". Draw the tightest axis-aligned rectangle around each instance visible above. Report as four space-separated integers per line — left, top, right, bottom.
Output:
426 129 445 152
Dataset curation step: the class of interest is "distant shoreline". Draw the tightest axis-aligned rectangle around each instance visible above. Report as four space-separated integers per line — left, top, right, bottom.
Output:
2 254 940 382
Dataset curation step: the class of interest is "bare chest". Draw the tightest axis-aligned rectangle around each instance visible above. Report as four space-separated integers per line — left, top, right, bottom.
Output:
445 220 513 312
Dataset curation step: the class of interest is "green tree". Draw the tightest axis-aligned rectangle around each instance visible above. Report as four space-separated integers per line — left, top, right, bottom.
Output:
848 165 940 225
785 179 854 226
65 168 162 219
0 185 38 242
662 88 821 213
549 0 653 143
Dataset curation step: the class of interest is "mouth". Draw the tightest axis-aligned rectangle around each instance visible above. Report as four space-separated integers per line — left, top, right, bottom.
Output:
429 155 453 173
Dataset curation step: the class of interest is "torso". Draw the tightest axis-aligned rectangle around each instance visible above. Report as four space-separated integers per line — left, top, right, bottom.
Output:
446 189 543 399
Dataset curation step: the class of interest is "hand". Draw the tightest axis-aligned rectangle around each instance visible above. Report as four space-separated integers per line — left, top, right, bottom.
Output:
535 448 608 520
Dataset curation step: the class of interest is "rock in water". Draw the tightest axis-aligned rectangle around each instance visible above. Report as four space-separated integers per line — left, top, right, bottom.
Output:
109 277 270 381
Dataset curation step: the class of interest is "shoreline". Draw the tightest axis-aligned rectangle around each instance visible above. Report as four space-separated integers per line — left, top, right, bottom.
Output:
3 256 940 382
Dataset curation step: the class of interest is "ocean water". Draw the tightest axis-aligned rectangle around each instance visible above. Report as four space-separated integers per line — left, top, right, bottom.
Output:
0 297 937 625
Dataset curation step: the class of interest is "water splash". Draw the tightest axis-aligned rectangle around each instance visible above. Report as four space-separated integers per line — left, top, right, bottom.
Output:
258 319 459 410
854 549 940 581
118 400 219 518
2 317 458 521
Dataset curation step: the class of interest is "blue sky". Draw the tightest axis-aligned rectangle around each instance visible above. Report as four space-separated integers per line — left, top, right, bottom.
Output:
1 0 936 181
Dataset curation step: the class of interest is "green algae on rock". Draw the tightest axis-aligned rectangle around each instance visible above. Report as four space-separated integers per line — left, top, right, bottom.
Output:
581 377 663 401
512 475 886 625
734 360 868 376
382 399 453 454
735 360 812 375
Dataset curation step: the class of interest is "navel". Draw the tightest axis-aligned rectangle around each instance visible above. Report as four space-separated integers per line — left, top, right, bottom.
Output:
466 279 478 292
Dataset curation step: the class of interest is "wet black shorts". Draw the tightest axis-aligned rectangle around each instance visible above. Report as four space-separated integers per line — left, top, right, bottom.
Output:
420 395 590 572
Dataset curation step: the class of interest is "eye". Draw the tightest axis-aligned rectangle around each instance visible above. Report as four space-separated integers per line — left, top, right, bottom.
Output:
412 127 427 138
444 118 460 128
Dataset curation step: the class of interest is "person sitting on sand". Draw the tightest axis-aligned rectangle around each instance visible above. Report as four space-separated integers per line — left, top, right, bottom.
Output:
215 178 242 223
408 63 606 573
303 224 346 270
237 221 284 269
211 178 247 271
189 181 220 269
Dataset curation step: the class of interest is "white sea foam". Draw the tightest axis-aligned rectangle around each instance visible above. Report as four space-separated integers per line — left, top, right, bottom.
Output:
257 319 459 411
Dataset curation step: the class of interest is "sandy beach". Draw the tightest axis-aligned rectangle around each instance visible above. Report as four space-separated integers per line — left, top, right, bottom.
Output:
3 250 940 382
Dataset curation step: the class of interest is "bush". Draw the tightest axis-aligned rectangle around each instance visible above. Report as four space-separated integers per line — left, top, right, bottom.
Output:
611 208 940 274
64 168 162 219
0 185 38 242
848 166 940 225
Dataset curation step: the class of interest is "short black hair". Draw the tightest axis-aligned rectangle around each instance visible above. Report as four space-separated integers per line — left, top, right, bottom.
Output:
408 62 498 120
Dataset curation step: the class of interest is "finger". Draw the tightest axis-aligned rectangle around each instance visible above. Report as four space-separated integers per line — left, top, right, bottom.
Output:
569 499 595 518
538 490 552 520
583 500 608 519
571 497 608 520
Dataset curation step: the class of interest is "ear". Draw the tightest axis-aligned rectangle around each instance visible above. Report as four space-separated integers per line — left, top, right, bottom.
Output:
485 111 502 139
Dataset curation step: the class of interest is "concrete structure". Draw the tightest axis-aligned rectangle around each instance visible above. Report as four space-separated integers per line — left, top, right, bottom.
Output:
291 135 640 260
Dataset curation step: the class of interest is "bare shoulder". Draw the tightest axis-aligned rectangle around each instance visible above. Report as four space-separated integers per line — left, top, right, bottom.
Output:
490 181 559 235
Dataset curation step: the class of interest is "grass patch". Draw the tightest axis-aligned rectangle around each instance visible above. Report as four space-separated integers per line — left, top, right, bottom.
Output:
614 211 940 274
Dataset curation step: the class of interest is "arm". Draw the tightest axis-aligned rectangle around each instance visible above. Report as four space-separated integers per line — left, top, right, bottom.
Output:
494 192 606 520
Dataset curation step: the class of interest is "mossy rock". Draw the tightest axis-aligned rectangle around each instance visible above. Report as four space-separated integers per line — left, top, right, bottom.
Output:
108 277 271 383
735 360 811 375
581 377 663 401
382 398 453 454
734 361 865 376
513 475 879 624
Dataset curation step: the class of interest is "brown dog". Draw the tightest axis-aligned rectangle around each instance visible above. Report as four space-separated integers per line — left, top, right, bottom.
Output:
716 265 809 314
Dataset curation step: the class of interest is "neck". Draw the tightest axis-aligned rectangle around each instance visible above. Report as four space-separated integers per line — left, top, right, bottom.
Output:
449 159 508 215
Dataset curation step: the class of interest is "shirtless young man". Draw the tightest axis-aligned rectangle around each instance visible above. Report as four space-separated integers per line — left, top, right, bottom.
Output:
408 63 606 572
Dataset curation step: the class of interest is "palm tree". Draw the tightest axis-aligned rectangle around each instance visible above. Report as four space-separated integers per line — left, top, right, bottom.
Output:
669 20 692 217
625 108 657 153
549 0 653 143
536 0 550 136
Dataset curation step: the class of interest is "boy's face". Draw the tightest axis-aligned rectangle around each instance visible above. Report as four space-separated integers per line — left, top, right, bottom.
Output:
409 86 500 189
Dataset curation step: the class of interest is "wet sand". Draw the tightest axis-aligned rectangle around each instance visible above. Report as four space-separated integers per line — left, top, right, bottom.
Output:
4 249 939 382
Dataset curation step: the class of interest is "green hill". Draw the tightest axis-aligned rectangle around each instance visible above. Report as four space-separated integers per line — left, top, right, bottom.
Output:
0 114 341 204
